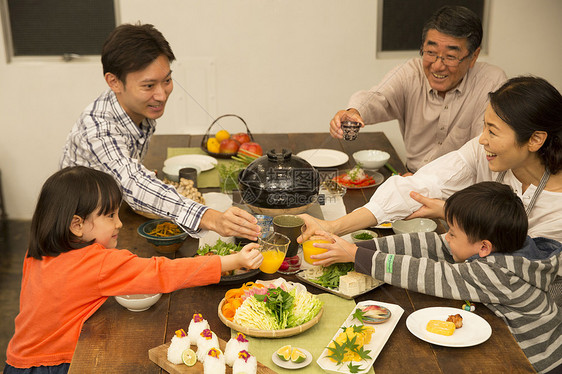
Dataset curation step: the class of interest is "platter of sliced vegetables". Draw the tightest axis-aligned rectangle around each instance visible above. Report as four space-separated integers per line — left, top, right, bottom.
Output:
218 278 324 338
297 264 384 299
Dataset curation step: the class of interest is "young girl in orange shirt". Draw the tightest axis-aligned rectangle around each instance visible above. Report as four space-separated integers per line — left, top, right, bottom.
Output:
4 166 262 373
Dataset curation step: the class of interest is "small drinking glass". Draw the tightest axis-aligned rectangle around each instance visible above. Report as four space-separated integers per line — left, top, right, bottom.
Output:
341 121 361 141
258 232 290 274
255 214 273 238
301 225 332 265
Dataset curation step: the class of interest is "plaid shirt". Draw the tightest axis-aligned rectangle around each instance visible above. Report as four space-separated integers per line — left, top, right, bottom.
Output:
60 90 208 236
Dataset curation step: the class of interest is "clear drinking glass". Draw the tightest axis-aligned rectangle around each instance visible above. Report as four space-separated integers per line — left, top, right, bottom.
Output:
258 232 290 274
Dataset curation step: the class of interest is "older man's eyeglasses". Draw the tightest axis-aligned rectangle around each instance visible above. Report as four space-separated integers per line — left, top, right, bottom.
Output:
421 50 471 67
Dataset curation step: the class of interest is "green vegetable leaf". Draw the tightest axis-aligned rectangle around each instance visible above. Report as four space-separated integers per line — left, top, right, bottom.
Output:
197 239 242 256
355 345 372 361
352 308 366 324
347 362 364 373
326 340 347 364
310 262 355 289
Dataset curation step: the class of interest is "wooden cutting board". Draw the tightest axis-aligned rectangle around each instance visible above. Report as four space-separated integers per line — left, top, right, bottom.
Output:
148 337 277 374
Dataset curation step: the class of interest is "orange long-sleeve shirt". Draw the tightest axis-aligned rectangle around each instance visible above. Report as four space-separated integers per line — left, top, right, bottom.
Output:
6 243 221 368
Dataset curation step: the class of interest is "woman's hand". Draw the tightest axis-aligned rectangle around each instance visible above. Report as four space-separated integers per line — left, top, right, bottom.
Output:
307 230 357 267
406 191 446 219
297 214 333 244
330 109 364 139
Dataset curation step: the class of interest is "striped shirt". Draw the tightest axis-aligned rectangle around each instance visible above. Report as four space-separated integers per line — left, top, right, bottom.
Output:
60 90 207 236
355 232 562 373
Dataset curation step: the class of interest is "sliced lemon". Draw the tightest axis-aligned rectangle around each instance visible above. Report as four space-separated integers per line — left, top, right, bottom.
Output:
215 130 230 142
181 348 197 366
290 348 307 363
276 345 292 361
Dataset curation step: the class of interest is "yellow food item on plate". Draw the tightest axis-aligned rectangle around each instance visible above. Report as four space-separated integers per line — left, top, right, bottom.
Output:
276 345 292 361
426 320 456 336
327 325 375 363
291 348 307 363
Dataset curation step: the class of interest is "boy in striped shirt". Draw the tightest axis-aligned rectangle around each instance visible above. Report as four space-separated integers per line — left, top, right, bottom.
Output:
309 182 561 373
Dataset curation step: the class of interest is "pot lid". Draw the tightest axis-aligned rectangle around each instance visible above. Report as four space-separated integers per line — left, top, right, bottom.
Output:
238 149 320 209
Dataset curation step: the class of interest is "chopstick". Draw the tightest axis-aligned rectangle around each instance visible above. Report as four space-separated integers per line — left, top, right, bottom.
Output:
385 163 400 175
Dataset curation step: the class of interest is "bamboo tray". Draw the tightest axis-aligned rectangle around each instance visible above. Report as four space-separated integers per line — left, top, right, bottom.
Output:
217 298 323 338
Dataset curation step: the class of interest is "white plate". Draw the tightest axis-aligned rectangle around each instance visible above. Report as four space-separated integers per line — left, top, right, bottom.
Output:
406 307 492 347
297 149 349 168
374 222 393 229
163 155 217 172
271 347 313 370
317 301 403 373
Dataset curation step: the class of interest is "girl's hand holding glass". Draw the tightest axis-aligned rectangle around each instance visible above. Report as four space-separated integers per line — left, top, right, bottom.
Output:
221 243 263 273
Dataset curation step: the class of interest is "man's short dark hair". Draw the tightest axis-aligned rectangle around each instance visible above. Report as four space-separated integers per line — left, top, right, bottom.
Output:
421 5 483 54
444 182 527 253
101 23 175 83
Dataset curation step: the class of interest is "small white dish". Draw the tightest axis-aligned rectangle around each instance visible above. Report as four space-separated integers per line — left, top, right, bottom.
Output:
406 307 492 347
392 218 437 235
114 293 162 312
352 150 390 170
350 229 378 242
296 149 349 168
374 222 393 229
271 347 312 370
164 154 217 171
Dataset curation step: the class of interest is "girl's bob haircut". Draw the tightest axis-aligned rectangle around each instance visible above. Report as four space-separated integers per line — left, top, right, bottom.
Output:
28 166 122 259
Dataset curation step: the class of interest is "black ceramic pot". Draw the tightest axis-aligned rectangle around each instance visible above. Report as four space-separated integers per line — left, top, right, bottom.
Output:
238 149 320 215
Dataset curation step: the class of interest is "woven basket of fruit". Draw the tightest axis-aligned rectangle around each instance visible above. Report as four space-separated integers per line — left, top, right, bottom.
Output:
201 114 259 159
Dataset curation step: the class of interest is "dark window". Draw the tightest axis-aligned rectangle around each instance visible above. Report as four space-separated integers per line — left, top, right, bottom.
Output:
4 0 116 57
380 0 485 52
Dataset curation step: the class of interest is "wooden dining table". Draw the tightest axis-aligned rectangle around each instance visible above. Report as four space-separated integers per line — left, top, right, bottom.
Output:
69 132 535 373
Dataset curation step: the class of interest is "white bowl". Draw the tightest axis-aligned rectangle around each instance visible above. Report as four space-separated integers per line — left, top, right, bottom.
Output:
353 150 390 170
114 293 162 312
350 229 378 242
162 164 201 182
392 218 437 235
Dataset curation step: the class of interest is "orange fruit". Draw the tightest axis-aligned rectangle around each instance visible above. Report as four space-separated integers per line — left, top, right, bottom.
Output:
206 137 220 153
216 130 230 142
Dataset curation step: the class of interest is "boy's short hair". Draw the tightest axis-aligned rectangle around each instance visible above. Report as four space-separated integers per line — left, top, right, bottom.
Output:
444 181 527 253
101 23 175 83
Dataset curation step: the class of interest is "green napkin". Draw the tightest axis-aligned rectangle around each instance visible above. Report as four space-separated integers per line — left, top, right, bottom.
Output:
231 293 375 374
167 147 239 188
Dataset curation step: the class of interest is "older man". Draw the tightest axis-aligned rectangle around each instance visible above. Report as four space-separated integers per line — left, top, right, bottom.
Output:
330 6 506 172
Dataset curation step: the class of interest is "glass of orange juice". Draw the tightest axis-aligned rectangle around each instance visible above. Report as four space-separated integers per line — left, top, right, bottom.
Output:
302 232 332 265
258 232 290 274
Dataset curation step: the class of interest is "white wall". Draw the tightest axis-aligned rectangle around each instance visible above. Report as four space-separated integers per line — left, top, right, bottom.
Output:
1 0 561 219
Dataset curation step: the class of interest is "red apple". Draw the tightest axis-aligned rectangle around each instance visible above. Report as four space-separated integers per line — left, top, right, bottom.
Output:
219 138 240 154
238 142 263 157
231 132 251 144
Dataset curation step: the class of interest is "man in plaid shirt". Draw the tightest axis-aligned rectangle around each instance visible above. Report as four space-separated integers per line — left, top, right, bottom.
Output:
61 23 260 240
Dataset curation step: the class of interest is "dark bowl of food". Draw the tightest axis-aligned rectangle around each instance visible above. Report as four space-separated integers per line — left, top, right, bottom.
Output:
137 219 189 253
